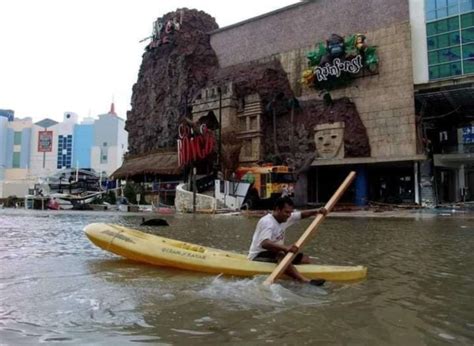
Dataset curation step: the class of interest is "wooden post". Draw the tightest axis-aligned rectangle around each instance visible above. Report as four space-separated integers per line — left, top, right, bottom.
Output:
263 171 356 285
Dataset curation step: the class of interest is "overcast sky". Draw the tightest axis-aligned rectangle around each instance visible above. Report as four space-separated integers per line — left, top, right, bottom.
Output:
0 0 297 123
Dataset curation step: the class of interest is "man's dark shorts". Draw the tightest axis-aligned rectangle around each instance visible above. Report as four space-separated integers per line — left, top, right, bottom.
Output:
252 251 304 264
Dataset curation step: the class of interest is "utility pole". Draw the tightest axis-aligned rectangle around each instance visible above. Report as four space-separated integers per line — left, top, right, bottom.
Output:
192 166 197 213
217 86 222 174
272 102 278 155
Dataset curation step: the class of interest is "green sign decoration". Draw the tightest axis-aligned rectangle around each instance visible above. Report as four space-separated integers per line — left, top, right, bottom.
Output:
301 33 378 91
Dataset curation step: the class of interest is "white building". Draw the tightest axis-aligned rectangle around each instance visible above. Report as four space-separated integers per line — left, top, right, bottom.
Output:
91 105 128 176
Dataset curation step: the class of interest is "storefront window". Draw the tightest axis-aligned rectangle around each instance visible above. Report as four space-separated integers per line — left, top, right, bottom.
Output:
426 0 474 79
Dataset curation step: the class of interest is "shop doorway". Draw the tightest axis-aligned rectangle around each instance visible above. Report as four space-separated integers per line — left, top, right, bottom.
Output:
309 162 416 205
465 167 474 201
436 168 456 203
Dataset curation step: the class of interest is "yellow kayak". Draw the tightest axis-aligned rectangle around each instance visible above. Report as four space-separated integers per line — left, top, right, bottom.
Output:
84 223 367 282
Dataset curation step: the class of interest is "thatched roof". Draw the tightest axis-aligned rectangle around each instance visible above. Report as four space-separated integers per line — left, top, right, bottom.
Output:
111 151 181 179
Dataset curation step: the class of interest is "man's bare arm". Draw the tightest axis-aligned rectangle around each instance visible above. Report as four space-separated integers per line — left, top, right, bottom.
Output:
300 207 328 219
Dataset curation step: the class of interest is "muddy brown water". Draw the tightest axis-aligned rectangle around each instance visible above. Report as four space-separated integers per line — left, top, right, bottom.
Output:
0 209 473 344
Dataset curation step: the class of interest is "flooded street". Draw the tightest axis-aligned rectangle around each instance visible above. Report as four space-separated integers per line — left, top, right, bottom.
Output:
0 209 473 345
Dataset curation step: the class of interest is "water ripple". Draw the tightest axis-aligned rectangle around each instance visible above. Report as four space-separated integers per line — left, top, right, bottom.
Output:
0 209 473 344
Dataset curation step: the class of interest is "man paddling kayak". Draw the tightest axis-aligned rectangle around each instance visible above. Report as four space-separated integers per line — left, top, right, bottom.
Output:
248 196 327 286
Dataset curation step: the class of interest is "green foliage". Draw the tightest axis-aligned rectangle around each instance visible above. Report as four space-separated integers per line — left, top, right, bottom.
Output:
365 46 379 71
344 34 358 56
124 183 137 204
89 191 115 205
306 42 326 66
99 190 117 204
5 195 19 208
123 182 145 204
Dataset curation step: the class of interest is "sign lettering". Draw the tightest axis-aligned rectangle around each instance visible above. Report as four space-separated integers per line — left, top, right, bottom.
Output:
314 55 363 81
177 123 215 167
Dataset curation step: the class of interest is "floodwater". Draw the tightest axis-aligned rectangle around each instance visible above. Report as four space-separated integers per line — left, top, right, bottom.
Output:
0 209 473 345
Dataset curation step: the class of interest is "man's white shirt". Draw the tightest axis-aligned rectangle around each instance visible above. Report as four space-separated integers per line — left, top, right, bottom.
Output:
248 211 302 259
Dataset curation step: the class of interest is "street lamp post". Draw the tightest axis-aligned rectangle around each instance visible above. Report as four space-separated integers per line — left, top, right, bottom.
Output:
217 86 222 175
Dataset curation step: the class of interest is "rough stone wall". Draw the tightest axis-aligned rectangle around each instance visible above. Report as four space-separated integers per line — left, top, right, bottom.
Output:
190 60 370 171
126 9 219 155
210 60 294 108
262 97 369 169
192 60 296 168
210 0 409 68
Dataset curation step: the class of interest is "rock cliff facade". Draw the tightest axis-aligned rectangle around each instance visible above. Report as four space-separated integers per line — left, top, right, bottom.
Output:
126 9 218 155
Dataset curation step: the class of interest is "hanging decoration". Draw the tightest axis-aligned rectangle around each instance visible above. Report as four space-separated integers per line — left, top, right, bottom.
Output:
301 33 378 91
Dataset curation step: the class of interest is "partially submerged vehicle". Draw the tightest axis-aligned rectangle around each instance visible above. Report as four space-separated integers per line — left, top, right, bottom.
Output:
236 165 297 209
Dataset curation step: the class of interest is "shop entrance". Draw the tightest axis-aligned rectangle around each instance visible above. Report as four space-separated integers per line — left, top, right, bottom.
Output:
435 168 457 203
309 162 416 205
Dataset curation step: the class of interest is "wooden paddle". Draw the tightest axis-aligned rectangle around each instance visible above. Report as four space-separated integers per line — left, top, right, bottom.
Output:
263 171 357 285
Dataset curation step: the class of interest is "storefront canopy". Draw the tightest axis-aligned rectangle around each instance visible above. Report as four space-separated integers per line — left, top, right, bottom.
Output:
111 152 181 179
415 83 474 122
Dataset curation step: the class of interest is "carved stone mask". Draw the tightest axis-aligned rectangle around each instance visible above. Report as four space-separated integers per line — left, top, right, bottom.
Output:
314 122 345 159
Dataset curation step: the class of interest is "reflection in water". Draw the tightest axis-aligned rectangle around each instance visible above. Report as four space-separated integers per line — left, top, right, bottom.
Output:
0 209 473 344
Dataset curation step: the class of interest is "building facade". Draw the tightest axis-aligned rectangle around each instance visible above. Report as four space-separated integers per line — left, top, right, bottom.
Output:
413 0 474 204
0 105 128 198
96 1 474 206
90 106 128 176
0 114 34 198
29 118 60 179
73 117 95 170
205 0 424 205
197 0 474 206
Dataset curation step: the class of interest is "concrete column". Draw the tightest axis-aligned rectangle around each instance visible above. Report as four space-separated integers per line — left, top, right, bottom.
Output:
420 159 436 207
355 165 368 206
414 161 420 204
458 164 466 201
294 172 308 207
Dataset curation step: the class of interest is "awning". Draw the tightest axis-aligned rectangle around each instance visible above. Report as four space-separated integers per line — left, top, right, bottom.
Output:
311 154 426 167
415 83 474 121
111 152 181 179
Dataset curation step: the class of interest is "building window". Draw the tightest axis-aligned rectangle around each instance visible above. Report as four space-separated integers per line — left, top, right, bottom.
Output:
426 1 474 79
57 134 73 169
13 131 22 145
12 152 21 168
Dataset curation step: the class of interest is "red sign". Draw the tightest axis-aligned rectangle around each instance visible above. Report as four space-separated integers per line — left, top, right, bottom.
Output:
177 123 215 167
38 131 53 152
